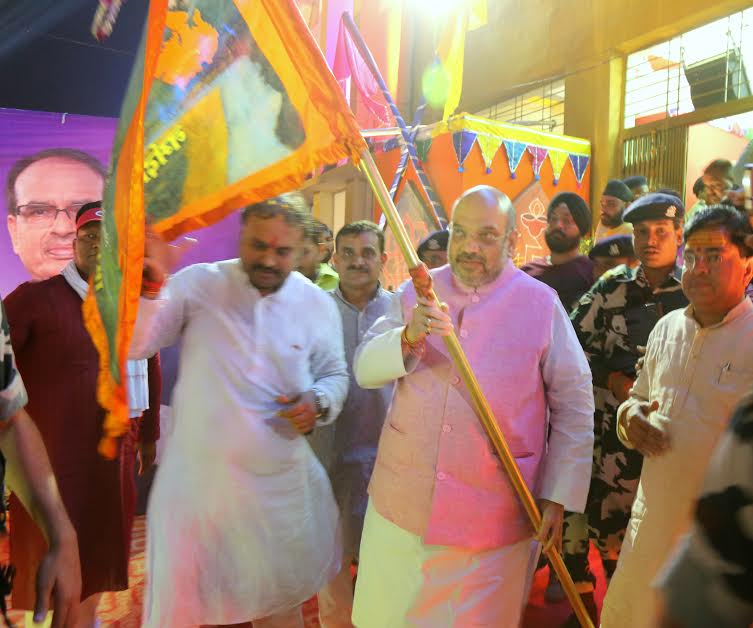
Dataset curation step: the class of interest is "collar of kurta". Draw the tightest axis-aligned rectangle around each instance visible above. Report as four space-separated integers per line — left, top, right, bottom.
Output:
61 260 89 300
684 296 753 329
332 282 388 309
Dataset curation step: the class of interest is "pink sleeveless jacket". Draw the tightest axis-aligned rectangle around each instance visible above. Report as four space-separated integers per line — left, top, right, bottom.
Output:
356 262 594 549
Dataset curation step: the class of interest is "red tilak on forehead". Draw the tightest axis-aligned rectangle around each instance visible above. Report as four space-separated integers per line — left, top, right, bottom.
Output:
266 236 280 247
686 232 728 249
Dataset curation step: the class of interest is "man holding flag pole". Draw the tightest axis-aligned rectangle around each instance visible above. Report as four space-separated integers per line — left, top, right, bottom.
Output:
351 185 595 626
86 1 596 625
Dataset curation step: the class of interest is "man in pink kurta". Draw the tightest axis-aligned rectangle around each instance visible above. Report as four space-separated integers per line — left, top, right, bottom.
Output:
352 186 594 627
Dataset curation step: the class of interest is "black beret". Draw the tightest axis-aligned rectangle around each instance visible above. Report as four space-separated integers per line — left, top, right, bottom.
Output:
623 175 647 189
548 192 592 236
603 179 634 203
417 229 449 257
589 234 635 259
623 192 685 224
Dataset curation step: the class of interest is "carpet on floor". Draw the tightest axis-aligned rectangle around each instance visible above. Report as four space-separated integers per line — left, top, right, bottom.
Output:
2 516 606 627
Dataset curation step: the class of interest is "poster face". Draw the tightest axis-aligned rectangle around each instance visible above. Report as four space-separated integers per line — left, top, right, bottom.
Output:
0 109 117 297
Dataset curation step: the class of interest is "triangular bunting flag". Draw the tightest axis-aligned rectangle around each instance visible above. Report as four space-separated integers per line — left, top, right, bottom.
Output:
569 153 590 185
502 140 527 179
452 131 477 172
549 150 569 185
476 134 503 173
527 145 548 180
416 137 433 162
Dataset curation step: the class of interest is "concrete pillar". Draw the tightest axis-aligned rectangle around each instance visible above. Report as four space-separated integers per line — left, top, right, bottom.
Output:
564 56 626 213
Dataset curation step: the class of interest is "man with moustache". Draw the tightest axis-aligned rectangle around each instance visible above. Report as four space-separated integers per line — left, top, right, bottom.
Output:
6 148 106 282
130 193 348 628
559 193 689 625
701 158 735 206
521 192 594 311
602 205 753 628
4 202 158 628
594 179 635 241
351 185 594 626
313 221 395 627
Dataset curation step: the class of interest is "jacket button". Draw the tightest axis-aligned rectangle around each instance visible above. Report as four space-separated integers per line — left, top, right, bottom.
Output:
452 376 460 385
436 471 446 480
471 295 480 303
459 329 469 338
442 424 452 433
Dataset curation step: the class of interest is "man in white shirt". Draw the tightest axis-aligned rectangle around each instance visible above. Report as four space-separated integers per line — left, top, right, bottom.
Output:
131 193 349 628
601 205 753 628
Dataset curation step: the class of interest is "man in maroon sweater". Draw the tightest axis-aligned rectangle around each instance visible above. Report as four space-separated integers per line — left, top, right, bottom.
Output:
4 202 160 627
521 192 594 312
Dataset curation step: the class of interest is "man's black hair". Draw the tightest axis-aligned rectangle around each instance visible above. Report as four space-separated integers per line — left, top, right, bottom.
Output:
335 220 385 253
684 204 753 256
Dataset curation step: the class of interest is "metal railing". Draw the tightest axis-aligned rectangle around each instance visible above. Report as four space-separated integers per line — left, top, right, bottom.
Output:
475 79 565 134
624 9 753 129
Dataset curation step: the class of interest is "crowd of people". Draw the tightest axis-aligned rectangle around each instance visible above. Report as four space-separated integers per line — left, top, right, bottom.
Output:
0 154 752 628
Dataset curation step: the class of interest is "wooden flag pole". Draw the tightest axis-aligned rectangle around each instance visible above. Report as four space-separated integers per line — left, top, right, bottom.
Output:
359 147 595 628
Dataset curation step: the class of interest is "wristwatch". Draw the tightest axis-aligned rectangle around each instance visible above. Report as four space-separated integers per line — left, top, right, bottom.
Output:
313 389 329 419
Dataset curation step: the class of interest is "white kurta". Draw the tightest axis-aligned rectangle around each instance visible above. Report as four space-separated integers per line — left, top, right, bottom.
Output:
601 299 753 628
130 261 348 627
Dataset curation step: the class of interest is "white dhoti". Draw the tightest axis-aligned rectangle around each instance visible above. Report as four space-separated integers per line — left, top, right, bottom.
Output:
352 501 533 627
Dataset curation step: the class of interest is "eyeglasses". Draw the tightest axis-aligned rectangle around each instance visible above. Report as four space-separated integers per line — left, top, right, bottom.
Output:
683 250 724 271
340 248 378 261
15 203 86 225
448 223 503 246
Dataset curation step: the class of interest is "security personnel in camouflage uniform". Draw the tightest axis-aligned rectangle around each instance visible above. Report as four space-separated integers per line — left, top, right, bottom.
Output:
588 234 637 281
558 193 688 625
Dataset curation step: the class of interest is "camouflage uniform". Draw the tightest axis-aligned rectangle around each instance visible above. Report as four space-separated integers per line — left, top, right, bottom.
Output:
562 263 687 589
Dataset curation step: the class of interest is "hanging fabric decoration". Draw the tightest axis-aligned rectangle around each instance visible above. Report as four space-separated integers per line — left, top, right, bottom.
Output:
569 153 590 185
452 131 477 172
527 145 548 180
416 137 433 162
502 140 527 179
549 150 569 185
333 17 395 127
477 134 503 173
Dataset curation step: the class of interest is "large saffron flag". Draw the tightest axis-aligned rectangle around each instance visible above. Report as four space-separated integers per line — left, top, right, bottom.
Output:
84 0 366 457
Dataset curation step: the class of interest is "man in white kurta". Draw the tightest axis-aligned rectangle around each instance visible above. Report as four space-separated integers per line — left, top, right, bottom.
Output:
351 186 595 627
130 194 349 628
601 205 753 628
